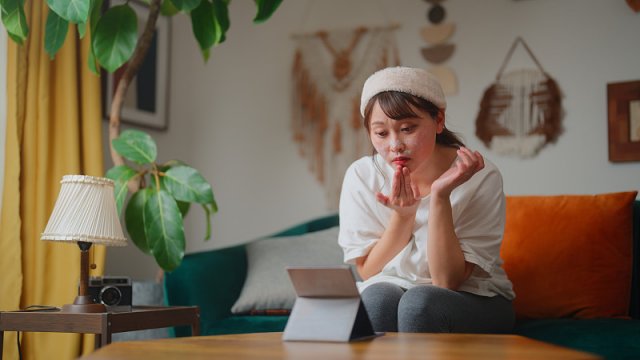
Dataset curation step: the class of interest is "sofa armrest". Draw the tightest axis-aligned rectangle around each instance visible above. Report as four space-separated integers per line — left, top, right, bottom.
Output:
164 245 248 323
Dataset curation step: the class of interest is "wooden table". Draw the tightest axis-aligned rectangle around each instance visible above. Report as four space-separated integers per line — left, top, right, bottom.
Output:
80 332 601 360
0 306 199 359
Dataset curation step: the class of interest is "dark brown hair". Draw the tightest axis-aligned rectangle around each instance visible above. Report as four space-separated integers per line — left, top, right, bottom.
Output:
363 91 465 149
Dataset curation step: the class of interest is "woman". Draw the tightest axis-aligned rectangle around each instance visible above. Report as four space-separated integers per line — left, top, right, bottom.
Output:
338 67 515 333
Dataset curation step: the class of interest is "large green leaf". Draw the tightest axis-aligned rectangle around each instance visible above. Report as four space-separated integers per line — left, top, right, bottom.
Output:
47 0 90 24
105 164 138 214
161 166 214 204
125 188 152 255
1 0 29 45
156 160 191 218
93 4 137 73
253 0 282 24
144 189 185 272
44 10 68 59
190 0 216 61
170 0 201 12
112 130 158 164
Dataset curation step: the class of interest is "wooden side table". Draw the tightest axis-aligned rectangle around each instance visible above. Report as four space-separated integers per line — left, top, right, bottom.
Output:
0 305 199 359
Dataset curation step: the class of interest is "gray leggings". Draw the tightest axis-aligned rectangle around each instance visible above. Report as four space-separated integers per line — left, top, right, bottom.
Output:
361 282 515 333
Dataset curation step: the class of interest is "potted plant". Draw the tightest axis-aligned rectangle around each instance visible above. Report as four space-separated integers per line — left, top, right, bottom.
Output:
2 0 283 271
106 129 217 271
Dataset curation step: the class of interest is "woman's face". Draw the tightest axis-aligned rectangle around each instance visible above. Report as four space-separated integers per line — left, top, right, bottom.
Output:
368 100 444 172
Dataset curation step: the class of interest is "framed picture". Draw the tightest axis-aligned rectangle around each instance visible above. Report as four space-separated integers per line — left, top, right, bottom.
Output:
103 0 171 130
607 80 640 162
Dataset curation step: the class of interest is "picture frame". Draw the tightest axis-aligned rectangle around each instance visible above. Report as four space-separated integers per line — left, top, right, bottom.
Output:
103 0 171 130
607 80 640 162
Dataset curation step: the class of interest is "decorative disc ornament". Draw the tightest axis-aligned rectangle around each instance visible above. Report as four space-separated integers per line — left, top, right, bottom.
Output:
475 37 563 158
420 0 458 95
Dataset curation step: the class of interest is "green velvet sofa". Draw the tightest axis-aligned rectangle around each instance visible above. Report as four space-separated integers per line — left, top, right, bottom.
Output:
164 201 640 360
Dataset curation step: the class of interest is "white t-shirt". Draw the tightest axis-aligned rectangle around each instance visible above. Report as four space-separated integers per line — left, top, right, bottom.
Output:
338 154 515 300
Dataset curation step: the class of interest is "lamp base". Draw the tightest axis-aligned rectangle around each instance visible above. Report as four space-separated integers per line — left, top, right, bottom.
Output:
62 295 107 313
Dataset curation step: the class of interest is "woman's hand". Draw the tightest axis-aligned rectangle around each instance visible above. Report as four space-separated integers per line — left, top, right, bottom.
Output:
431 147 484 198
375 165 421 217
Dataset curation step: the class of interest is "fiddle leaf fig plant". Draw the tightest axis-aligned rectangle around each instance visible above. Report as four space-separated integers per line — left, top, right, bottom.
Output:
106 130 218 272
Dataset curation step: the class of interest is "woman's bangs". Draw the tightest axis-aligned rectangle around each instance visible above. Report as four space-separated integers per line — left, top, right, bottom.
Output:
376 92 421 120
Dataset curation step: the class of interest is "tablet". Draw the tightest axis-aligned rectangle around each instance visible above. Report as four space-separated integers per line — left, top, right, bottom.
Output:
283 265 378 342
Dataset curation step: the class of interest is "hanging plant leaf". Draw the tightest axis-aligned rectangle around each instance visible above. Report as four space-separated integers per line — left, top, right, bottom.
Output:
170 0 202 12
144 188 185 272
1 0 29 45
253 0 282 24
209 195 218 213
77 21 86 38
93 4 137 73
87 0 103 74
88 49 99 74
44 10 69 59
105 164 138 213
125 188 152 255
211 0 229 44
202 204 211 240
161 166 214 204
76 0 98 39
89 0 102 33
190 0 216 61
177 200 191 217
161 0 180 16
47 0 91 24
112 129 158 164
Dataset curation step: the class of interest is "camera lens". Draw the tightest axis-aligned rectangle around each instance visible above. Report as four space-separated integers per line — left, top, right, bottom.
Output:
99 286 122 306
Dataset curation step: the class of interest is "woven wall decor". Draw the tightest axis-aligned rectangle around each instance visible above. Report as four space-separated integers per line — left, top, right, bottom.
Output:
420 0 457 95
292 25 399 208
475 37 563 158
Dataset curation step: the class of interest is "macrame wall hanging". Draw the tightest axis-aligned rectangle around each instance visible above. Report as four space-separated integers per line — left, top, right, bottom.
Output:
475 37 563 158
292 25 400 209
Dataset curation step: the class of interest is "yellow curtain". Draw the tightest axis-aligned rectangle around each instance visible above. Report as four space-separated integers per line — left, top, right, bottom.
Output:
0 2 106 359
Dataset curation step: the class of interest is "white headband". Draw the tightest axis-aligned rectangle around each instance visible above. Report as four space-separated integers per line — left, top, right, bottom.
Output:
360 66 446 116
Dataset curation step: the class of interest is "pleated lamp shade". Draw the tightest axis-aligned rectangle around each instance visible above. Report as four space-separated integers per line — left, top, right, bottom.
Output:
41 175 127 247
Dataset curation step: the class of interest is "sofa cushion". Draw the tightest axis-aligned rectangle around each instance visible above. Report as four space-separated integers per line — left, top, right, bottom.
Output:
501 192 637 319
231 226 344 314
515 318 640 360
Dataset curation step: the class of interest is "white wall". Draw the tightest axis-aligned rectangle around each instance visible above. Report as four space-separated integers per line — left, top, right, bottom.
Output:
106 0 640 280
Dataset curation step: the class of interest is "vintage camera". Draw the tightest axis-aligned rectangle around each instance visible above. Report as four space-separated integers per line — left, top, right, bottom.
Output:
87 276 132 312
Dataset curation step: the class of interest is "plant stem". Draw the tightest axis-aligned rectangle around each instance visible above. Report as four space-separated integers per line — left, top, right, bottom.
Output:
108 0 162 190
153 168 161 192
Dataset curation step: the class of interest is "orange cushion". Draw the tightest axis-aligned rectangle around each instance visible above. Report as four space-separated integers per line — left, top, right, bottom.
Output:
500 192 637 319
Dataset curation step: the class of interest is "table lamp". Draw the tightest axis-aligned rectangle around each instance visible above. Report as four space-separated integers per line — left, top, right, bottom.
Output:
41 175 127 313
